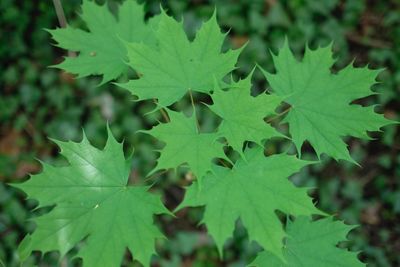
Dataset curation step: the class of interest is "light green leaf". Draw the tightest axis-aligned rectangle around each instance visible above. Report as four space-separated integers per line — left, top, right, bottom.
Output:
250 216 364 267
177 147 322 260
143 110 226 184
209 73 283 156
13 128 170 267
261 40 392 163
17 234 32 263
49 0 159 84
119 10 242 107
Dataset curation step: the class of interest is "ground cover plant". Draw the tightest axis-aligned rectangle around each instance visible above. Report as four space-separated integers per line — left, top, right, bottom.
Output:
1 0 399 266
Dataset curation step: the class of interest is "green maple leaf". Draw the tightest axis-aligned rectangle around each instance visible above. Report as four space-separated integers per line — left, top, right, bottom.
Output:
261 40 392 163
176 147 322 260
13 129 170 267
49 0 159 84
209 73 283 156
118 10 243 107
250 216 364 267
143 110 226 184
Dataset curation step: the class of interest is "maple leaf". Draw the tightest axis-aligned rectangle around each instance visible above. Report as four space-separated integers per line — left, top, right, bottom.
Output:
250 216 364 267
49 0 159 84
143 110 227 184
13 128 170 267
261 40 392 163
176 147 323 260
118 10 243 107
209 73 283 156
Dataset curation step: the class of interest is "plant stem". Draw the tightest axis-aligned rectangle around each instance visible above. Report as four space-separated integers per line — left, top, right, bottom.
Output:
52 0 77 57
159 108 170 122
189 90 200 132
218 158 229 168
143 169 168 183
152 99 170 122
52 0 67 27
266 106 291 123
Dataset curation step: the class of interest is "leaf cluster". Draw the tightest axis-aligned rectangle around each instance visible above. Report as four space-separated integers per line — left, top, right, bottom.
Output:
14 1 395 266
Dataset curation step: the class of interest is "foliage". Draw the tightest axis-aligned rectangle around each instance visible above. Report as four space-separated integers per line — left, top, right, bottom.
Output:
14 128 169 266
260 40 391 163
177 148 322 260
209 74 283 156
119 9 242 107
143 110 226 184
49 0 159 84
1 0 399 266
250 216 364 267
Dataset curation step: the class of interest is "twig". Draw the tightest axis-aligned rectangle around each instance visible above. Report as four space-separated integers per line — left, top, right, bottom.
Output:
52 0 67 27
346 33 391 49
52 0 77 57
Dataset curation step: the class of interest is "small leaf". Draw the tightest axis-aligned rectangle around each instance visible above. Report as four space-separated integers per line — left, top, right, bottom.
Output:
17 234 32 263
49 0 159 84
143 110 227 185
209 73 284 156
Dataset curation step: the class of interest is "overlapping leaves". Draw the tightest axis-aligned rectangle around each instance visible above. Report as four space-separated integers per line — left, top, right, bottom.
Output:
142 110 227 185
14 129 170 267
19 1 392 265
49 0 159 84
177 147 322 260
119 10 243 107
209 74 283 155
251 216 364 267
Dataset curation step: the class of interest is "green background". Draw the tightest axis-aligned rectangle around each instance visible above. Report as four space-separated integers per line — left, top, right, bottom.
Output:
1 0 399 266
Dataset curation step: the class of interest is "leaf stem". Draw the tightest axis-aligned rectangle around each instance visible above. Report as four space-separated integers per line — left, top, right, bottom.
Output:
159 108 170 123
218 158 229 168
266 106 291 123
153 99 170 122
143 169 169 183
52 0 76 57
189 90 201 132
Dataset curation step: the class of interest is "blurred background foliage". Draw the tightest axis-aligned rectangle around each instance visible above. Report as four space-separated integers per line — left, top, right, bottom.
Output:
1 0 399 266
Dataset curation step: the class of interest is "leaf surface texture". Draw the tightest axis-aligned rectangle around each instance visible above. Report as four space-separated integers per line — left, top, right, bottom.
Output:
120 11 242 106
15 130 169 267
178 147 322 259
251 216 364 267
49 0 158 84
262 40 391 162
209 74 283 155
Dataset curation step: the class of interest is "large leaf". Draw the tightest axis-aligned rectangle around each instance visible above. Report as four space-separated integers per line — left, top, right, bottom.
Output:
143 110 226 184
14 129 170 267
177 147 322 260
119 10 242 107
209 73 283 156
261 40 392 163
49 0 159 84
251 216 364 267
